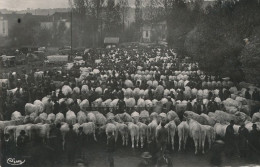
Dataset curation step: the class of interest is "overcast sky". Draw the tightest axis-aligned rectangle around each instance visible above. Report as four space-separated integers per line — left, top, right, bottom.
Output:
0 0 140 10
0 0 214 10
0 0 70 10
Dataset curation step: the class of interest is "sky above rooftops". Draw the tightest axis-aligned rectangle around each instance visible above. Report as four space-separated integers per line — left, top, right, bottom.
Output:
0 0 215 11
0 0 70 10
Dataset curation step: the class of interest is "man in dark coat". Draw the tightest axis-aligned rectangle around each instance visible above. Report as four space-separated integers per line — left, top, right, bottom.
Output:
245 88 251 100
116 98 126 114
107 131 115 167
193 99 206 115
225 120 237 158
238 123 249 158
65 124 77 165
17 130 29 157
223 89 231 100
77 127 87 160
48 123 63 164
252 88 260 101
248 124 260 163
207 98 217 113
70 100 80 114
60 101 67 116
165 97 174 112
53 100 60 115
157 122 168 155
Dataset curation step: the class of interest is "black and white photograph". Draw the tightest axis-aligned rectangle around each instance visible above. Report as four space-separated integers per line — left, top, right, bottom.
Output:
0 0 260 166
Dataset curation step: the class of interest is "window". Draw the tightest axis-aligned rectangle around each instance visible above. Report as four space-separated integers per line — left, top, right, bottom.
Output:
146 31 149 37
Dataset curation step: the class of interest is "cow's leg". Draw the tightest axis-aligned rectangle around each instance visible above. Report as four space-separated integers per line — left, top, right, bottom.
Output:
131 134 134 148
136 135 139 147
168 131 170 144
122 135 125 146
92 132 97 142
171 135 175 150
126 134 128 146
140 136 144 148
208 136 212 149
115 131 118 143
146 129 150 143
178 137 182 151
202 139 205 154
184 136 188 150
194 138 198 155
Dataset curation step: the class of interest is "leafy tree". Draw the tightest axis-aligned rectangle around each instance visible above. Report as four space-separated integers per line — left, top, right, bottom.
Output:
167 0 193 55
33 27 52 46
70 0 104 47
104 0 122 36
184 0 260 83
240 27 260 84
135 0 143 41
119 0 129 31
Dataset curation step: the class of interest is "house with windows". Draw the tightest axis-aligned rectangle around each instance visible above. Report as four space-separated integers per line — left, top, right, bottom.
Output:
141 20 167 43
0 13 26 37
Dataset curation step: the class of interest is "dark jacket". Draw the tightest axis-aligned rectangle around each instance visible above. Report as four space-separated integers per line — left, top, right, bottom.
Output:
49 126 63 152
248 129 260 149
245 91 251 100
17 134 29 149
65 129 77 151
157 127 168 143
77 131 87 148
53 101 60 115
225 125 235 143
238 126 249 150
107 135 115 153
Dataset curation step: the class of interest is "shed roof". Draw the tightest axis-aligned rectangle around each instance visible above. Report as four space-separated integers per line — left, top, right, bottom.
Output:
104 37 119 44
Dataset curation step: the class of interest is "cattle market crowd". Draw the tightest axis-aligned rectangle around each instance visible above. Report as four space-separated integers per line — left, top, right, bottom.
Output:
1 47 260 167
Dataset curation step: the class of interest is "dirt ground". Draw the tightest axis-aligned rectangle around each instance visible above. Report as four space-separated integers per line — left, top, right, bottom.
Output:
56 137 258 167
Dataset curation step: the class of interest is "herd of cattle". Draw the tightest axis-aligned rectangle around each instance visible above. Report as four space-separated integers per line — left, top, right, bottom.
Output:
1 48 260 156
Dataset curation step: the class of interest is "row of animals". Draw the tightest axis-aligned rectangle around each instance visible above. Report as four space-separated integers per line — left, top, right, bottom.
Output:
3 107 260 155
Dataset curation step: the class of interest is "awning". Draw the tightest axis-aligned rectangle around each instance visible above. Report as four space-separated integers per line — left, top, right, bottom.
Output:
104 37 119 44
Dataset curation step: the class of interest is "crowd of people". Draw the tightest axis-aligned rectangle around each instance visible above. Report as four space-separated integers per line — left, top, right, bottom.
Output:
0 47 260 167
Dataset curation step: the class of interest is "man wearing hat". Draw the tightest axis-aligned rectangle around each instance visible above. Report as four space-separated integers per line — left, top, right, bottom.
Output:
17 130 29 157
225 120 237 158
76 158 88 167
248 124 260 162
165 97 174 112
65 124 77 165
137 152 152 167
77 127 87 160
157 122 168 155
238 123 249 158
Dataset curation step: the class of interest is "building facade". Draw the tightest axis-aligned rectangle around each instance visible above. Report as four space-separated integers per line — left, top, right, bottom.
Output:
141 20 167 43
